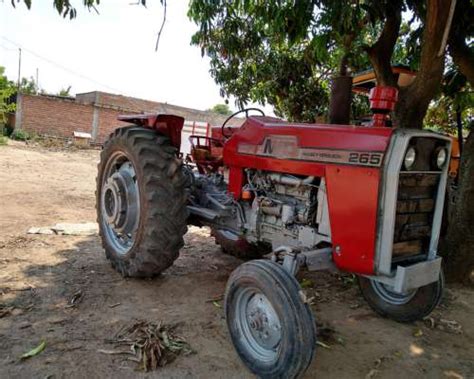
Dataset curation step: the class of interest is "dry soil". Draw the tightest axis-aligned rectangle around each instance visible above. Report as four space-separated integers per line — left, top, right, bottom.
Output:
0 141 473 379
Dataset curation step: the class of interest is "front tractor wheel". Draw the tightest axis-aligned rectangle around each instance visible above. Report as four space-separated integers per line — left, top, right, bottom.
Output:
358 272 444 322
97 126 188 277
225 260 316 379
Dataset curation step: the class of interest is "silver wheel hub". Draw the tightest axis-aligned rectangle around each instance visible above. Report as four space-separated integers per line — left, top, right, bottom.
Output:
236 289 282 363
371 280 417 305
101 155 140 255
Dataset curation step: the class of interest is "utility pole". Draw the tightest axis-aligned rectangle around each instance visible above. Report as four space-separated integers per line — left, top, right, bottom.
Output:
17 48 22 92
36 68 39 93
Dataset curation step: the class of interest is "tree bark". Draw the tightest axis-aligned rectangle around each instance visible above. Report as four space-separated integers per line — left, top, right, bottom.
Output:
367 0 474 282
441 131 474 284
367 0 452 128
366 1 402 87
393 0 453 129
441 0 474 283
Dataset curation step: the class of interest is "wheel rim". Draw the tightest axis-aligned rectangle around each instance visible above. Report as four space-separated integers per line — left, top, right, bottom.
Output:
370 280 417 305
235 287 282 363
100 151 140 255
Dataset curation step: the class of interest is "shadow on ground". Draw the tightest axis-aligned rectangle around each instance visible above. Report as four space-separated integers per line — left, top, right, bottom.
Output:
0 228 473 379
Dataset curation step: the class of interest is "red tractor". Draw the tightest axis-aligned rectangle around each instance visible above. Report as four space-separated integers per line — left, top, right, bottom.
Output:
97 87 451 378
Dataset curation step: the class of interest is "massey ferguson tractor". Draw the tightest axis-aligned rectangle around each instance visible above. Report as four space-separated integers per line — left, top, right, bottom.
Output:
97 86 451 378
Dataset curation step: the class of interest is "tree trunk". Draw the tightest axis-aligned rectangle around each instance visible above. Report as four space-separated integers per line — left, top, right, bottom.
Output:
393 0 453 129
368 0 474 282
368 0 453 129
441 131 474 284
366 1 402 87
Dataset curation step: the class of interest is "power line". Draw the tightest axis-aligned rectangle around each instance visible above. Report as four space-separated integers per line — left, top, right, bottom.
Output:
0 43 17 52
0 36 123 93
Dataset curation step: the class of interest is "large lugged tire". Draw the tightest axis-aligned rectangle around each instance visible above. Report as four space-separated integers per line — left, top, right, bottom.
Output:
225 260 316 379
97 126 188 277
358 271 444 322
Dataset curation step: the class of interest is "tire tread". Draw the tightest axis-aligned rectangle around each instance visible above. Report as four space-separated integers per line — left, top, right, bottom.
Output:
96 126 188 277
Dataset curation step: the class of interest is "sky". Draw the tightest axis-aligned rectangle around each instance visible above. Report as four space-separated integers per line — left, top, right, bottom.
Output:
0 1 273 114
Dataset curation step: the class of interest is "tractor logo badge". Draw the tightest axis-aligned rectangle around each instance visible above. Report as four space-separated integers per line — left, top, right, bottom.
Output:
263 138 273 154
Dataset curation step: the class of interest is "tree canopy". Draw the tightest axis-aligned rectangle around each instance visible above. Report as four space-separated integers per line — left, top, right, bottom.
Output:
13 1 472 127
58 86 72 97
0 67 16 126
188 0 473 126
11 0 101 19
425 64 473 134
208 103 232 116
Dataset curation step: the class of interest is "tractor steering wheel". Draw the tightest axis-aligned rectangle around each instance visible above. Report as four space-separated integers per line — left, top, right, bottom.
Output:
221 107 265 139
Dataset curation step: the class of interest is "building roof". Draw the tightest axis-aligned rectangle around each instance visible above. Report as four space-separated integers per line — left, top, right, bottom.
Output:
352 66 417 94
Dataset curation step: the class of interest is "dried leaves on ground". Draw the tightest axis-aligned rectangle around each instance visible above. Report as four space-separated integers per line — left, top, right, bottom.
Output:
65 290 83 308
423 316 463 334
105 320 194 371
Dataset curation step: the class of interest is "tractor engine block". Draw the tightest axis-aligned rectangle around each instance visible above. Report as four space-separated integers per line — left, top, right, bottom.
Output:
243 170 331 249
187 168 332 251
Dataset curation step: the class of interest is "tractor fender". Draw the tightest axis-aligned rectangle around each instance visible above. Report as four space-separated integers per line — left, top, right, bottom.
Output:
117 113 184 150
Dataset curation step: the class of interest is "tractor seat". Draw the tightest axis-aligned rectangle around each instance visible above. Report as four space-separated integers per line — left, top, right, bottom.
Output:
189 135 224 173
192 147 214 161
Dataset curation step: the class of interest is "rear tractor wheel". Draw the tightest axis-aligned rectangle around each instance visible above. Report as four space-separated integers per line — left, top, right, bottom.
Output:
96 126 188 277
225 260 316 378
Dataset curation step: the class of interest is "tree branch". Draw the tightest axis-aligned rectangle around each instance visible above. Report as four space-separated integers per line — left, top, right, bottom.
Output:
394 0 455 129
449 37 474 86
366 1 402 87
155 0 167 51
448 0 474 88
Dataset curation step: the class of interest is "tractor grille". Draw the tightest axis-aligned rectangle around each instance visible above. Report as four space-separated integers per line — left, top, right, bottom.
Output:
392 173 440 259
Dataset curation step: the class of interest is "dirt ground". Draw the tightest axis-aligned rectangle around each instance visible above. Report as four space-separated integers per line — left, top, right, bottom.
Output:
0 140 473 379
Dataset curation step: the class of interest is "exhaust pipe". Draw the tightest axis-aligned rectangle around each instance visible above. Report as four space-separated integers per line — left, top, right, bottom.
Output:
328 76 353 125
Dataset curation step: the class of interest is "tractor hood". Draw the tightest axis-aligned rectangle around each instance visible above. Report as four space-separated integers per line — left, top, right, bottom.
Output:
224 116 394 175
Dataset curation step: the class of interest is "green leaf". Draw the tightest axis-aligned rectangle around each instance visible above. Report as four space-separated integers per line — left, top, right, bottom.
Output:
21 341 46 359
300 278 314 288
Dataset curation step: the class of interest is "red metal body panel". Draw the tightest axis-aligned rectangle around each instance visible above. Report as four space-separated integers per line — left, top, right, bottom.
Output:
211 126 239 141
224 117 393 153
325 165 381 274
223 116 395 275
118 114 184 150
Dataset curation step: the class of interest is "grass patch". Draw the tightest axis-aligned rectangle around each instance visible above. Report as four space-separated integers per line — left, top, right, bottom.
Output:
10 129 32 141
0 136 8 146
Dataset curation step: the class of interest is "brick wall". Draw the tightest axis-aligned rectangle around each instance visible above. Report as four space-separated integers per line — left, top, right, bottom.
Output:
77 91 244 127
96 107 131 143
18 94 94 139
16 92 244 144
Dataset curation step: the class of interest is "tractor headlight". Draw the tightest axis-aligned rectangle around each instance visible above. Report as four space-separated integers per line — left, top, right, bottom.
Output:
404 147 416 170
435 147 448 169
